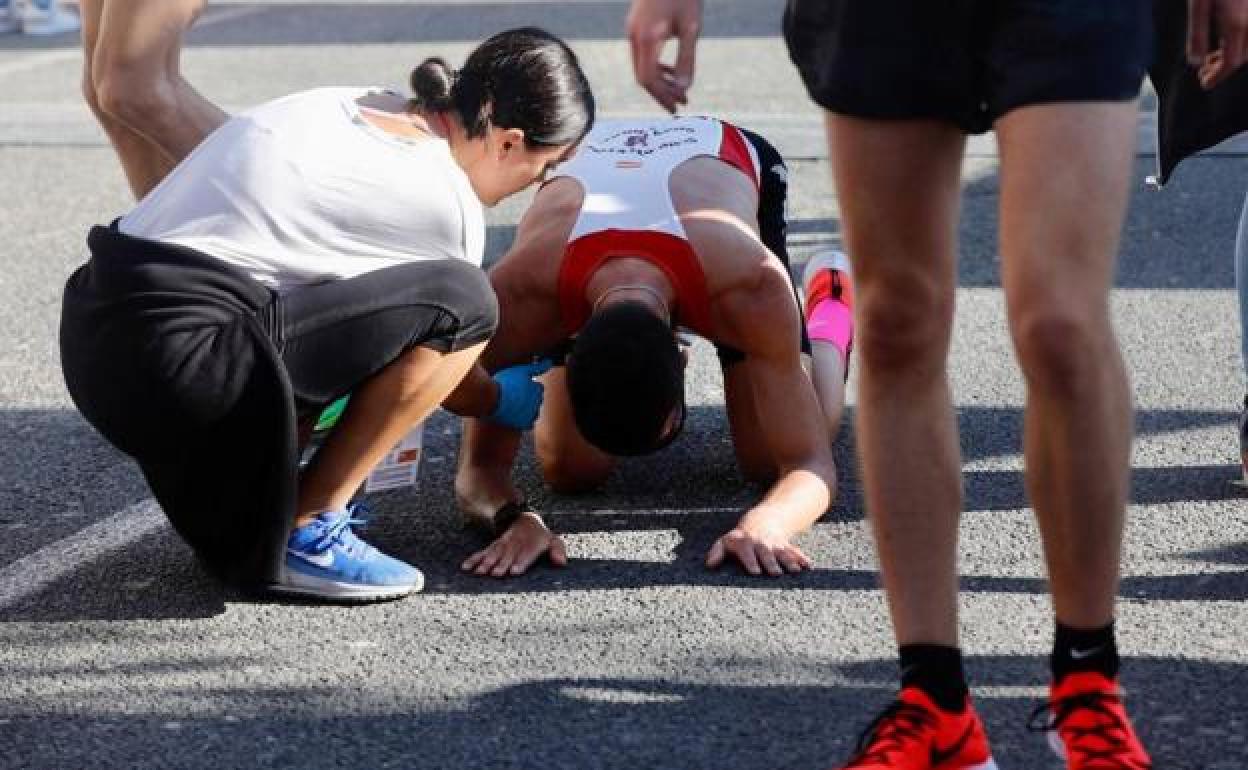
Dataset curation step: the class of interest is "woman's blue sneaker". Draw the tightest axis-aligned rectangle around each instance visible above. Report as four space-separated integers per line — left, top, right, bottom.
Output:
272 505 422 602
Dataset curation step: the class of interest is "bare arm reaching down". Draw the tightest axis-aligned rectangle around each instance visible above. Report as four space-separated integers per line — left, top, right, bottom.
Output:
626 0 704 112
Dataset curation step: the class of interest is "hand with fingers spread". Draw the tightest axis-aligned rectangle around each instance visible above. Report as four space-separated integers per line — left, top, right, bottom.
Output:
1187 0 1248 88
626 0 703 112
487 358 553 430
705 517 813 577
462 510 569 578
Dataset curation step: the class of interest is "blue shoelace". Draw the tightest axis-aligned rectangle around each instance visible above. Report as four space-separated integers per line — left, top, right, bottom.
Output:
308 503 374 559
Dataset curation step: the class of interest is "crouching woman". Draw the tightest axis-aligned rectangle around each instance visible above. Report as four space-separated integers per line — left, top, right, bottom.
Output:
59 27 593 602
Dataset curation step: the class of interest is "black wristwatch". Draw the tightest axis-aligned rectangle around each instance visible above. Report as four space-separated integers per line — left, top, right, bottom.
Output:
466 500 534 539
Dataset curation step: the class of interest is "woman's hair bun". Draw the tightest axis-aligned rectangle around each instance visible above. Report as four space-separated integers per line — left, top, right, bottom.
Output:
409 57 455 108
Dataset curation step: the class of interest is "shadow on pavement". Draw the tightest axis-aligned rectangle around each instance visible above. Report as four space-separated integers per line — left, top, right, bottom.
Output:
0 409 150 566
0 657 1240 769
412 552 1248 602
1 399 1242 619
0 526 228 622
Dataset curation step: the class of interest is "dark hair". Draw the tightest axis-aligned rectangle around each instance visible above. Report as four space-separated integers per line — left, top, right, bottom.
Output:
409 27 594 147
566 302 685 456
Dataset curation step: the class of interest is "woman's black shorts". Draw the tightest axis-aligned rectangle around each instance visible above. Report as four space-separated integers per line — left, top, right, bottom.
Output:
264 260 498 418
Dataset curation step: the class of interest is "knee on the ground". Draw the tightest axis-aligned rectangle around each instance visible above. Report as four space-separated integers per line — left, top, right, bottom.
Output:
539 453 611 493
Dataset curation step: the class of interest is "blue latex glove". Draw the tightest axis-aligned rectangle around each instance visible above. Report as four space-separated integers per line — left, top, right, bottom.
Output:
487 359 553 430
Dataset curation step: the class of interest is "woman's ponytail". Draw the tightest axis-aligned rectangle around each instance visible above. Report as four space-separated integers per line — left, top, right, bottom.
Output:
410 28 593 148
408 57 456 110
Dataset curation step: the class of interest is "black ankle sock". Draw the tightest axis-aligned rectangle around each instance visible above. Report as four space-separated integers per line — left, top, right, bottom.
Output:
899 644 968 713
1052 621 1119 683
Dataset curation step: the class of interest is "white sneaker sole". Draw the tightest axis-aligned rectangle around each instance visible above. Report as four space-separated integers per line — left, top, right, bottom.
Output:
801 249 852 296
269 569 423 603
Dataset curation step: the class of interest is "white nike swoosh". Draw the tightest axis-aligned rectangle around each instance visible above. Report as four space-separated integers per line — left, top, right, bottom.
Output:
1069 645 1106 660
289 548 335 569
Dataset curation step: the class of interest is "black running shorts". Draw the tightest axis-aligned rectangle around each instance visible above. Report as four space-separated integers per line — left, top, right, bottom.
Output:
783 0 1154 134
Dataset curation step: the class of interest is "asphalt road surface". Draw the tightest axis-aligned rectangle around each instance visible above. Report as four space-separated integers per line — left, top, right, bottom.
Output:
1 2 1245 768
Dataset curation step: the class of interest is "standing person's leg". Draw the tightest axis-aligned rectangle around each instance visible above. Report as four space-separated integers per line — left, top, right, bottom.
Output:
826 115 1001 770
80 0 168 198
828 115 967 654
999 102 1137 634
997 101 1151 767
83 0 226 198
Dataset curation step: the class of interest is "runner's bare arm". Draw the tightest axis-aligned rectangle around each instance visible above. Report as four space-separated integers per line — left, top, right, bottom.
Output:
706 265 836 575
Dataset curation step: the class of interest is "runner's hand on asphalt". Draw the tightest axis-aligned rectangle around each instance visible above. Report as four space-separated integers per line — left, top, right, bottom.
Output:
626 0 703 112
462 511 568 578
1187 0 1248 88
706 520 813 576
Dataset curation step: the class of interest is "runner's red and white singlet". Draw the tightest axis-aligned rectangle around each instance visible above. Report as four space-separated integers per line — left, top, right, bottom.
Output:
549 117 761 337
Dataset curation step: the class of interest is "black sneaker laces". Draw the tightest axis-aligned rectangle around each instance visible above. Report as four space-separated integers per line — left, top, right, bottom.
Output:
847 700 937 765
831 270 847 301
1028 691 1148 768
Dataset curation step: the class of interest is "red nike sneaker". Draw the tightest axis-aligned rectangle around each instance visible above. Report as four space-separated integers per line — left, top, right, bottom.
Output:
835 687 999 770
1029 672 1152 769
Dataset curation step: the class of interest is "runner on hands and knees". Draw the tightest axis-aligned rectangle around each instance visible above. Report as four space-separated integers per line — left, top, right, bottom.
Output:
454 115 853 579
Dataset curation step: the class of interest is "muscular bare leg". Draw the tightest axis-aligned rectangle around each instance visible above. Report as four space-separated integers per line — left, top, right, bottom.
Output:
996 103 1138 629
80 0 169 197
826 113 967 647
82 0 226 198
297 343 486 524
